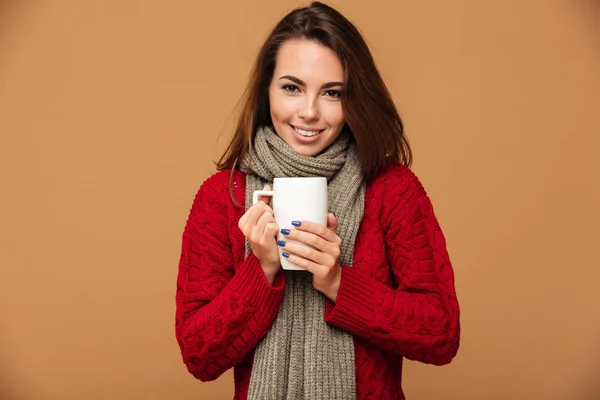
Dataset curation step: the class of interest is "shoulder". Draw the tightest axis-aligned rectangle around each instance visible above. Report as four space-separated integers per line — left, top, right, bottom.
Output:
200 169 245 191
193 169 247 205
368 162 426 199
366 163 430 224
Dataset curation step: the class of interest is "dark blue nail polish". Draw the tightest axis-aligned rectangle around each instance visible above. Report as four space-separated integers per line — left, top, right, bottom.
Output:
277 240 286 247
291 221 301 227
331 211 336 216
282 252 290 258
281 229 290 235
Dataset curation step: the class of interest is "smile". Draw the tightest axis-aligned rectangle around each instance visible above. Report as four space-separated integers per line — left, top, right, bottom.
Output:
292 125 324 137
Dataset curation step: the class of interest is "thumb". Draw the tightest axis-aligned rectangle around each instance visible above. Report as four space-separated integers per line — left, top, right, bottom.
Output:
327 212 339 232
260 184 272 205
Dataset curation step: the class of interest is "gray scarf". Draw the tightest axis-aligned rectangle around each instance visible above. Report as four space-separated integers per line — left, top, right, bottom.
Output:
239 126 366 399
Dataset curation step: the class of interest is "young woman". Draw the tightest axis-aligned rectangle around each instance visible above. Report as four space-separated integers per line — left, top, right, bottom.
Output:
175 2 460 399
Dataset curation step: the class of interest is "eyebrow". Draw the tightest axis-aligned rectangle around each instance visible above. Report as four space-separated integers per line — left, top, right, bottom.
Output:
279 75 343 89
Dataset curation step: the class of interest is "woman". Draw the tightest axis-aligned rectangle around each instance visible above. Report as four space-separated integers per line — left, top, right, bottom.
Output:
175 2 460 399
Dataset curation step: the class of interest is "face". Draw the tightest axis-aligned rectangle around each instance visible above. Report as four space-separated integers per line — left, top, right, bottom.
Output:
268 39 346 156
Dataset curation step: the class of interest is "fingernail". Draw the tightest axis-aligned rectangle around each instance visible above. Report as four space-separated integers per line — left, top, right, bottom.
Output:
277 240 286 247
282 252 290 258
331 211 336 216
291 221 301 227
281 229 290 235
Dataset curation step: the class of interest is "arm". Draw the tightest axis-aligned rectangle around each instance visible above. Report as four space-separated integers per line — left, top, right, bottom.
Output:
325 168 460 365
175 175 286 381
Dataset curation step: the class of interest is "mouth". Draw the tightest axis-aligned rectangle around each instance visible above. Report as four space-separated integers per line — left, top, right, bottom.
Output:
291 124 325 137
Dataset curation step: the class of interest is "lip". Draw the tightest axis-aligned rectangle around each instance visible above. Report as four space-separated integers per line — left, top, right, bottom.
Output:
292 124 325 132
289 124 324 143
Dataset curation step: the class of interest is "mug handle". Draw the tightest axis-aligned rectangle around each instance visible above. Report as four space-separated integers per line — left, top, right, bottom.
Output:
253 190 274 205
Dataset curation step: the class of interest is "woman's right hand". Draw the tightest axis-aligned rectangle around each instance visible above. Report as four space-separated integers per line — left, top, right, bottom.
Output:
238 184 281 284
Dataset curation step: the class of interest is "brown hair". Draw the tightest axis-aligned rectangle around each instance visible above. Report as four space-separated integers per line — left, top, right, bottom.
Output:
217 2 412 203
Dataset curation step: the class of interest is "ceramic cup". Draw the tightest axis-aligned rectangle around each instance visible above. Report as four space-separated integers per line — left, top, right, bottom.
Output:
253 177 328 270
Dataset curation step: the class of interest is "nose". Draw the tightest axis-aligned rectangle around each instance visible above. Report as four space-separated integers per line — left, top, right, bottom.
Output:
298 97 319 121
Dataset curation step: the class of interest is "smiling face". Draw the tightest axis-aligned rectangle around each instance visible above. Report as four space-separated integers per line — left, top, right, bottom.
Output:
268 39 346 156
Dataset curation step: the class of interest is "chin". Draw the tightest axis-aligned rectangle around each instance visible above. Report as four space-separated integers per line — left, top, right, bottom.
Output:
291 146 319 157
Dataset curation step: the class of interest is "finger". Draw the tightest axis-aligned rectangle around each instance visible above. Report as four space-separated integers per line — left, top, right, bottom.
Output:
290 220 338 242
282 227 341 254
239 203 272 235
238 211 248 230
281 251 318 274
279 240 331 266
247 202 273 227
265 221 279 238
260 184 272 205
253 211 275 243
239 207 257 232
327 212 339 233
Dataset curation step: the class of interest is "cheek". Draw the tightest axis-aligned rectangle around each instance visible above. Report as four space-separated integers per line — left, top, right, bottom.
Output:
326 104 345 128
269 91 293 122
268 87 278 118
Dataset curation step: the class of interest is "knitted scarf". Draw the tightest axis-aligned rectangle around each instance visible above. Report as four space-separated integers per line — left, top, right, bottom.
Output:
239 126 366 400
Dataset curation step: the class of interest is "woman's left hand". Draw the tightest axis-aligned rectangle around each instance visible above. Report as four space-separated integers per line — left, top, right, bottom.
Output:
278 212 342 302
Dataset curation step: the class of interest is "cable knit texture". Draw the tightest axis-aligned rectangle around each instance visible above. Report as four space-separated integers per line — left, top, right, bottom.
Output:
175 163 460 400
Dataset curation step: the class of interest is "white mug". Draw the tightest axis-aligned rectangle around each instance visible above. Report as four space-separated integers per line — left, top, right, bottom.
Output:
253 177 328 270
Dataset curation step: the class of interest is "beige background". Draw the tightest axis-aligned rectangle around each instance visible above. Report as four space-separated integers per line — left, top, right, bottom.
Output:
1 1 599 399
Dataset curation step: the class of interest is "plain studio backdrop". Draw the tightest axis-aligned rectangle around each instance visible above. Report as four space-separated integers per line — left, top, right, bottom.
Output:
1 1 599 399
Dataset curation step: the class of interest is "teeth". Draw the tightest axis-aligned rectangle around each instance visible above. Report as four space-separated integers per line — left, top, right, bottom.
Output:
294 127 321 137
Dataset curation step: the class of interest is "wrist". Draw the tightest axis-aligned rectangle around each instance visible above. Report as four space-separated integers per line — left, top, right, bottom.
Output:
259 261 280 285
318 265 342 303
264 271 277 285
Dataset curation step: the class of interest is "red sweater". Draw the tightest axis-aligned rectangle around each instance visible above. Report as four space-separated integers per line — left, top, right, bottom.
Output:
175 163 460 400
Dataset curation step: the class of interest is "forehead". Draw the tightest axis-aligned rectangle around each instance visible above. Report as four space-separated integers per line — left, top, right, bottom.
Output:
273 39 344 81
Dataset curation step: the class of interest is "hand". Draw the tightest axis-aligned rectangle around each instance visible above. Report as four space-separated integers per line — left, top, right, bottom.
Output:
238 184 281 284
277 212 342 302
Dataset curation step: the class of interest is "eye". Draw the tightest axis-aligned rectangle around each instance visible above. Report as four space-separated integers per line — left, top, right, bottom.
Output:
282 84 300 93
324 90 342 98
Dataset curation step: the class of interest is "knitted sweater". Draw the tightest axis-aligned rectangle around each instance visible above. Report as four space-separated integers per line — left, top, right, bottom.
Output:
175 163 460 400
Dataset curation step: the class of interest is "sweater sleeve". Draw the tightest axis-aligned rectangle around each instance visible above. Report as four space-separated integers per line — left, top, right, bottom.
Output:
324 167 460 365
175 174 286 381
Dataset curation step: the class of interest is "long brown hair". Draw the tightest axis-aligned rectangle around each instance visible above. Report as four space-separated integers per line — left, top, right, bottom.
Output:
217 2 412 203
